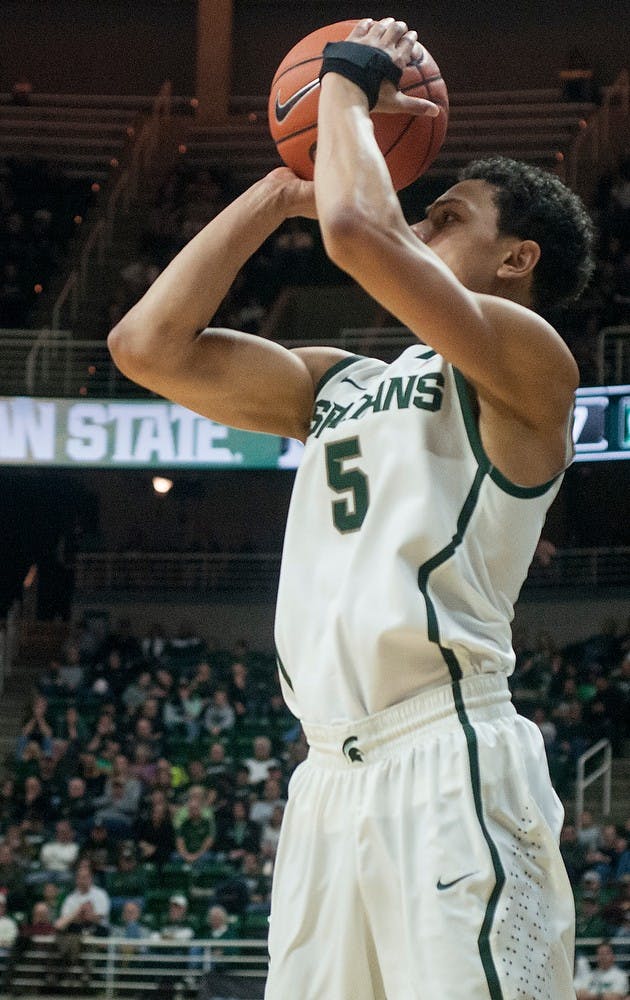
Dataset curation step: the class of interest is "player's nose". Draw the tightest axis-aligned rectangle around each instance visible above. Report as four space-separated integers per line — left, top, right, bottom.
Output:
412 221 431 244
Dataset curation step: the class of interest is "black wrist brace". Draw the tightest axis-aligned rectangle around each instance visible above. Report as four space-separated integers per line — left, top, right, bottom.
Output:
319 41 403 111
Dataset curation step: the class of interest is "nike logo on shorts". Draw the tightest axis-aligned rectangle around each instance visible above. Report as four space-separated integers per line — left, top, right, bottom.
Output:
436 872 477 891
274 79 319 123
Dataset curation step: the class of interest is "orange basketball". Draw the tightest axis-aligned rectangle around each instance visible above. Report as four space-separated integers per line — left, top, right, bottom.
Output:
268 20 449 192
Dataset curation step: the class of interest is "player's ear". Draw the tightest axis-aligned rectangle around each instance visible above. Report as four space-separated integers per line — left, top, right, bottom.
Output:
497 239 540 281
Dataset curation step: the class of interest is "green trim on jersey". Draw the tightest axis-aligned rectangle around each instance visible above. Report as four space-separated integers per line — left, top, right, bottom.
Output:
314 355 365 398
417 464 506 999
276 649 294 692
453 368 559 498
452 681 507 1000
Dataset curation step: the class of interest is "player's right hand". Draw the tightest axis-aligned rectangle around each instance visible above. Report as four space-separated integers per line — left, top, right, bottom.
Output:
346 17 440 118
264 166 318 220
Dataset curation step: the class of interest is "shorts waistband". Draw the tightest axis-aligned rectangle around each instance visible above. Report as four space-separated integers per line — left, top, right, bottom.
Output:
302 673 514 766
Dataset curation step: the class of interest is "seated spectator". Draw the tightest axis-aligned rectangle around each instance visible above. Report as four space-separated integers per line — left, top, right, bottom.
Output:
174 794 215 869
203 687 235 738
107 844 146 908
260 804 284 860
159 894 194 942
0 841 27 911
78 753 106 798
0 892 18 952
215 800 261 862
116 899 150 941
205 904 237 958
560 823 588 884
13 775 55 835
205 742 232 785
37 657 66 699
100 618 142 669
575 892 607 938
574 940 628 999
227 662 257 719
41 880 64 920
121 670 152 719
0 777 16 831
173 785 213 828
239 851 272 911
130 742 158 787
79 820 117 876
244 737 279 788
54 860 110 932
188 661 215 706
149 758 177 803
58 776 94 839
54 704 89 746
602 875 630 933
85 711 119 757
164 623 206 667
127 715 163 759
58 643 85 694
53 860 110 986
135 790 176 868
141 624 168 666
532 706 557 752
586 824 621 885
163 678 203 743
40 819 79 876
19 900 56 938
577 811 602 855
249 777 285 827
93 755 142 837
16 695 54 758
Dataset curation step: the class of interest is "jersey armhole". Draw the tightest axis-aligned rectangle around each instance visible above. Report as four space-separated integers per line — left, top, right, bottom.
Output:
314 355 366 398
453 367 561 499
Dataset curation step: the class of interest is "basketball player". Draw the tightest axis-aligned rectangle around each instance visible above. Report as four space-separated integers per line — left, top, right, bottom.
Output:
108 17 595 998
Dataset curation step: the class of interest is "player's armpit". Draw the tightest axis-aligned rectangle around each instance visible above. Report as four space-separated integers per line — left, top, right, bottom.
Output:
291 345 356 392
108 324 315 442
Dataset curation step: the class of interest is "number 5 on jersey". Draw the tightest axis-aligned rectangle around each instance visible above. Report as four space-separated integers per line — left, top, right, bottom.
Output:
325 437 370 533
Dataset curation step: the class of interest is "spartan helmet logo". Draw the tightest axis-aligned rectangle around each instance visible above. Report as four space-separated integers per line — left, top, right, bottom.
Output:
342 736 364 763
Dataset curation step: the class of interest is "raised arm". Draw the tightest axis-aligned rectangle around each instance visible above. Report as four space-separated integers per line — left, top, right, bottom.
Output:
314 19 579 434
108 171 347 442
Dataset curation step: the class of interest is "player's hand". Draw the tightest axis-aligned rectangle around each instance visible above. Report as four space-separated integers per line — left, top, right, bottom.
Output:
346 17 441 118
264 166 317 220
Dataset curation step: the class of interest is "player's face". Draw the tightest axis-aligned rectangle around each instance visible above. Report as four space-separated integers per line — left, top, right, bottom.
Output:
411 179 516 294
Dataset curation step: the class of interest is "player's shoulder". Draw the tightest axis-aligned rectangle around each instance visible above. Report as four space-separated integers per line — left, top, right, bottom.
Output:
476 292 579 388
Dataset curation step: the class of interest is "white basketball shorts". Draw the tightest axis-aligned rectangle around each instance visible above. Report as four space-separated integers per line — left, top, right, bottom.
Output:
265 673 576 1000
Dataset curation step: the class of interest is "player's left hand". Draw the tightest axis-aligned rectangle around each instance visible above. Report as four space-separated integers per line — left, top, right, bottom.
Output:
264 166 317 219
346 17 441 117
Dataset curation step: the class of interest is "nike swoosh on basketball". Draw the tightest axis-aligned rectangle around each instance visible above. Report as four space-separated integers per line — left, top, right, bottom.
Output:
274 79 319 123
436 872 477 891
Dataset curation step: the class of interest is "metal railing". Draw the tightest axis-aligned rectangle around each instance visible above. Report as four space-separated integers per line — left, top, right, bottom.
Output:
5 934 267 998
2 931 628 996
4 321 629 399
73 547 630 597
75 552 282 597
525 547 630 588
575 739 612 828
14 329 416 399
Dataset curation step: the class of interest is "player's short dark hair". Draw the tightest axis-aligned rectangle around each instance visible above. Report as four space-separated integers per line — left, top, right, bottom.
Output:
458 157 596 312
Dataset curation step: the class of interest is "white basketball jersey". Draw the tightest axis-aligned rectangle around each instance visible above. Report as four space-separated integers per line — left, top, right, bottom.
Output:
274 346 562 724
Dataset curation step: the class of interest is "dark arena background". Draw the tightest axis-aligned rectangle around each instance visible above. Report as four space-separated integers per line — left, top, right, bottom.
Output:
0 2 629 997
